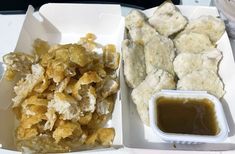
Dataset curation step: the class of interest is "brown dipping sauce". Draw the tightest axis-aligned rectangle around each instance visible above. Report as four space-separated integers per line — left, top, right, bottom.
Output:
156 97 219 135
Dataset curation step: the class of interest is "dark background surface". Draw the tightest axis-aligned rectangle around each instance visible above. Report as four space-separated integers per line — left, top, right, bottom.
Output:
0 0 180 14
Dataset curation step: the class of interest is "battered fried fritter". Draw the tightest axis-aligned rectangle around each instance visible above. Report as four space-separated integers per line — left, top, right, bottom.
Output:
174 32 214 53
148 2 187 36
144 34 175 75
125 10 156 44
131 69 176 125
122 39 146 88
173 49 222 78
177 69 225 98
184 15 225 43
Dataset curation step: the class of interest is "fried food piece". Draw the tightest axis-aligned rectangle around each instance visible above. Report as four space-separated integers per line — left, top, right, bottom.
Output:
16 126 38 140
43 44 76 83
64 78 77 94
144 34 175 75
33 39 50 57
79 53 106 78
46 59 68 83
53 121 82 143
3 52 35 74
16 135 70 153
72 71 102 100
85 33 96 41
85 128 115 146
55 48 69 62
122 39 146 88
69 44 93 67
48 44 72 53
21 96 48 116
12 64 45 107
96 96 114 115
131 69 176 125
78 33 99 51
173 49 222 78
177 69 225 98
34 75 51 93
184 15 225 43
48 92 81 121
56 77 70 92
103 44 120 70
40 52 55 67
79 86 97 113
44 108 57 131
21 96 46 107
100 77 119 98
4 67 16 80
87 113 109 129
136 102 149 126
174 32 214 53
78 112 92 125
148 2 187 36
95 128 115 145
125 10 156 44
20 113 46 129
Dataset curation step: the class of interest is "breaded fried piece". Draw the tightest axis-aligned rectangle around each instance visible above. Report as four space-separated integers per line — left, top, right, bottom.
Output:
174 32 214 53
131 69 176 125
144 34 175 75
48 92 81 121
12 64 45 107
100 77 119 98
185 15 225 43
53 121 82 143
96 96 114 115
177 69 225 98
122 39 146 88
103 44 120 70
148 2 187 36
3 52 35 74
85 128 115 146
173 49 222 78
125 10 156 44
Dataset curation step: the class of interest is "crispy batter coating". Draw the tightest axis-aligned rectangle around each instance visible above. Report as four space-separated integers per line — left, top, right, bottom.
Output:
85 128 115 146
103 44 120 70
12 64 45 107
53 121 82 143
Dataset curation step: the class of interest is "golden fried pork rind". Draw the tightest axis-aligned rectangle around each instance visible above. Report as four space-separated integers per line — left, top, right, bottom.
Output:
33 39 50 57
85 128 115 146
3 52 35 79
69 44 93 67
12 64 45 107
53 121 83 143
103 44 120 70
72 71 102 100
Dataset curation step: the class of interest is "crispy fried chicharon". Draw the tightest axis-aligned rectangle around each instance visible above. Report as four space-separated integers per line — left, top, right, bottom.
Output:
3 34 119 153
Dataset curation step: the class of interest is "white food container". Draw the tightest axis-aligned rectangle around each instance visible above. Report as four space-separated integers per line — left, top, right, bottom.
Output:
121 5 235 151
0 4 124 153
149 90 229 144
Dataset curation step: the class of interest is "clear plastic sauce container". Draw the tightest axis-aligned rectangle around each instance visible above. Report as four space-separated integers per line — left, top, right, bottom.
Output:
149 90 229 144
